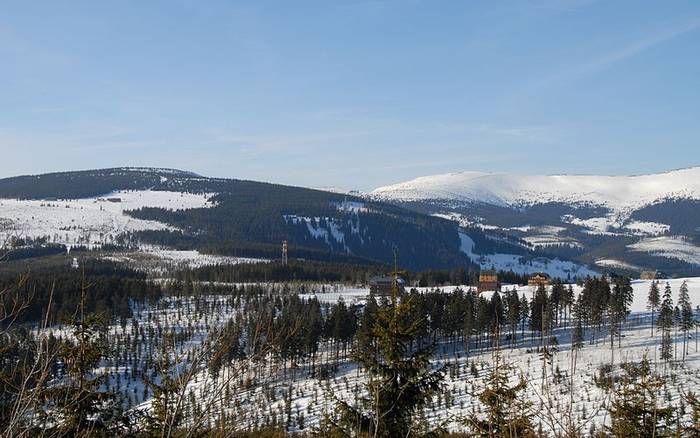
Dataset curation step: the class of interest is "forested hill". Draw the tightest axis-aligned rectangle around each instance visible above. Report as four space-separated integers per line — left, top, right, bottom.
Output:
0 168 483 271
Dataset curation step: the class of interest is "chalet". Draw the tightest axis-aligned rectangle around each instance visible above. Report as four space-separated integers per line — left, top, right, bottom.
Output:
527 273 550 287
477 270 499 293
640 270 668 280
369 275 405 296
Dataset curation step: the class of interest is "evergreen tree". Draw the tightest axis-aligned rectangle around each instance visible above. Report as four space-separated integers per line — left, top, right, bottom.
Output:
506 289 521 347
609 277 633 352
146 339 186 436
658 283 674 366
463 291 477 357
678 281 694 361
529 284 548 340
355 295 379 366
466 326 535 437
41 282 124 436
606 356 675 437
683 392 700 437
647 281 660 337
325 274 445 437
519 294 529 341
550 280 565 327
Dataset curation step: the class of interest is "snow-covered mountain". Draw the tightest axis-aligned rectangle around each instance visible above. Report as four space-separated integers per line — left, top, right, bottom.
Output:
372 167 700 211
3 167 699 277
0 167 480 271
371 167 700 276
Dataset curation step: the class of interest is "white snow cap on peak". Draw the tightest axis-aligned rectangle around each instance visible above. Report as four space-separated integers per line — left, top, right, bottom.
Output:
371 167 700 211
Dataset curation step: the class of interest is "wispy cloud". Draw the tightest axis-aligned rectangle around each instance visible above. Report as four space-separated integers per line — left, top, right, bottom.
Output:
574 18 699 76
541 17 700 87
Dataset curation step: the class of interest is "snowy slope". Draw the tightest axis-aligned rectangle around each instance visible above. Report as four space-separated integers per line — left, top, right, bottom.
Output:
459 231 596 278
628 236 700 266
0 190 216 246
372 167 700 212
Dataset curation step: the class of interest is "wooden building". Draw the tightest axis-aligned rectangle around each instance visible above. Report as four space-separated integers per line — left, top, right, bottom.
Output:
640 270 668 280
369 275 405 296
527 272 550 287
477 270 499 292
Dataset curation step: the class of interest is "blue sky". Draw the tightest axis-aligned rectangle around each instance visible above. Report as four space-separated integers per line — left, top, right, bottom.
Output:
1 0 698 190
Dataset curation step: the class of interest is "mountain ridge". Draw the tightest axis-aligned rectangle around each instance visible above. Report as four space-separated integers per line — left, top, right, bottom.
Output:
371 166 700 211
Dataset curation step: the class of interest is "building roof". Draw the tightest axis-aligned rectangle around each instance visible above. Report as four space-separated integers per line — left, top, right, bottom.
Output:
369 275 405 286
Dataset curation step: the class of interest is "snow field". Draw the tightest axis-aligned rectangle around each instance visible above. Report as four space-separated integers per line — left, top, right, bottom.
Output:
372 167 700 213
0 190 216 246
37 278 700 435
458 231 597 278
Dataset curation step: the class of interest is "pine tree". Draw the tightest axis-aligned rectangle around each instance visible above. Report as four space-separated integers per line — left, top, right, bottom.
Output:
44 312 122 435
41 278 123 436
678 281 694 361
683 392 700 437
325 271 445 437
146 334 187 435
550 280 564 327
647 281 660 337
506 288 521 348
463 290 477 357
606 356 676 437
519 294 529 341
466 325 535 437
609 277 633 357
530 284 548 341
355 295 379 366
562 283 575 328
658 283 674 367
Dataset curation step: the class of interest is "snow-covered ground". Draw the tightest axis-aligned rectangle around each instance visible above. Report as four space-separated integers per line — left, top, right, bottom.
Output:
372 167 700 213
628 236 700 266
45 277 700 435
102 247 266 272
624 220 671 236
0 190 216 246
297 277 700 313
459 231 596 278
332 200 370 214
594 258 641 271
284 214 363 251
431 212 474 228
562 215 621 235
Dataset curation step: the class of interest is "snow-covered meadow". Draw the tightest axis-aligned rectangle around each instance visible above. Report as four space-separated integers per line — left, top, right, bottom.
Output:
102 247 266 272
39 277 700 435
0 190 265 270
0 190 216 246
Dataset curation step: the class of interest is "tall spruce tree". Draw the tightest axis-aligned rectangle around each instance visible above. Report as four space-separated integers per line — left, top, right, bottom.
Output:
325 271 445 437
658 283 674 367
506 288 521 348
647 281 660 337
678 281 694 361
530 284 548 341
609 277 633 355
